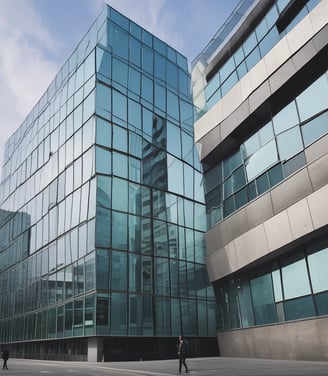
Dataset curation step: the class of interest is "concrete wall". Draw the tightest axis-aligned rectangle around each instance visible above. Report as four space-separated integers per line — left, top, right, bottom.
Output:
218 316 328 361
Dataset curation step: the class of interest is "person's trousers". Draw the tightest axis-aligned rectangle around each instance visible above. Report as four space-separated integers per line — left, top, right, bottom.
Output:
179 354 188 372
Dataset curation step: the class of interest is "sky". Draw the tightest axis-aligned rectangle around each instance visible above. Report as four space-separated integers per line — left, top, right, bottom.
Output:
0 0 240 181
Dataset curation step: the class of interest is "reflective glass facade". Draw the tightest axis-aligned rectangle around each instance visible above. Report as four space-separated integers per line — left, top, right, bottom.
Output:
0 6 217 361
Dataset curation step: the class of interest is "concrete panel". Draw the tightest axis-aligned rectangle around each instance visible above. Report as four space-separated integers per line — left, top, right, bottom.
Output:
292 39 317 72
268 58 296 94
245 193 273 229
240 73 253 102
194 99 222 143
307 185 328 230
264 37 291 77
221 82 243 120
312 24 328 52
199 125 221 161
249 59 269 91
206 241 237 282
307 153 328 191
234 224 268 270
305 133 328 164
286 15 314 56
221 100 250 140
217 316 328 361
264 210 293 251
249 80 271 115
309 0 328 35
287 198 314 240
270 168 313 214
205 224 225 255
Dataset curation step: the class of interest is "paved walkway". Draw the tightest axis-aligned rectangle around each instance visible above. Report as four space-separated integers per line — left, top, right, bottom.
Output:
95 356 328 375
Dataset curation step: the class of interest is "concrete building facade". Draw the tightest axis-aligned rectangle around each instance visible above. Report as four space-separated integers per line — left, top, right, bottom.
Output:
192 0 328 361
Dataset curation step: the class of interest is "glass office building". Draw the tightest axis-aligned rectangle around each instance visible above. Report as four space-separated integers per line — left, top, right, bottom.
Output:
0 5 217 361
192 0 328 361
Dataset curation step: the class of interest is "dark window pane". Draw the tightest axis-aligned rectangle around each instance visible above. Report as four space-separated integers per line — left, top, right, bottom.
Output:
315 291 328 316
283 152 306 177
235 187 248 210
268 164 284 187
284 296 316 321
223 196 235 218
256 173 269 195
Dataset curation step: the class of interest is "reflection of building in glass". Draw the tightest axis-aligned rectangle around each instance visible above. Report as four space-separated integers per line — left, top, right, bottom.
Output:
0 5 217 361
192 0 328 361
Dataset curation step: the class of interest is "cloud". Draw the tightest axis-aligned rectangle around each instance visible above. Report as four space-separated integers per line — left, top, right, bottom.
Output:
0 0 61 179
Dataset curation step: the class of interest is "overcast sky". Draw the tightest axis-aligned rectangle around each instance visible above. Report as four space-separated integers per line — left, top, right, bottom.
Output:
0 0 239 180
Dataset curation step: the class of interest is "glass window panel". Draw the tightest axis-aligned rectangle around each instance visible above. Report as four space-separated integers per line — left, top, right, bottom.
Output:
284 295 315 321
96 47 111 81
113 152 128 179
128 253 141 292
246 139 278 180
166 60 178 90
250 270 277 325
301 111 328 147
167 122 181 158
154 53 166 81
167 90 179 121
307 245 328 293
96 250 109 289
296 74 328 121
271 262 283 302
259 27 280 57
112 211 128 250
259 121 274 145
221 71 238 97
237 275 255 327
141 75 153 103
96 206 110 247
281 253 311 299
268 163 284 187
113 125 127 153
96 117 112 148
110 293 127 335
167 155 183 195
235 187 247 210
236 61 247 80
283 151 306 177
142 295 154 335
256 172 269 195
128 67 141 95
96 147 111 175
223 149 243 178
220 56 235 83
223 196 235 218
142 46 153 75
111 251 127 290
154 83 166 112
97 175 111 210
315 291 328 316
128 214 141 252
130 37 141 67
108 22 128 59
155 257 170 295
156 297 171 336
245 47 261 71
128 99 141 129
243 31 257 56
112 58 128 87
96 83 111 120
273 101 299 135
205 74 220 100
112 177 128 212
112 90 127 123
276 126 303 161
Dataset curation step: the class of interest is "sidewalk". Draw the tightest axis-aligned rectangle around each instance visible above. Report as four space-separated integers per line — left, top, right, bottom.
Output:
97 356 328 376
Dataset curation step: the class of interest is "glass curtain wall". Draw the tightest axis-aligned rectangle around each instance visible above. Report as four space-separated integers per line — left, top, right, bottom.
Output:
214 238 328 331
0 5 215 350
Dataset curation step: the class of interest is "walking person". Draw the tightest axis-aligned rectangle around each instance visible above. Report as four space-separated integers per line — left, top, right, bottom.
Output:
177 335 189 374
1 349 9 370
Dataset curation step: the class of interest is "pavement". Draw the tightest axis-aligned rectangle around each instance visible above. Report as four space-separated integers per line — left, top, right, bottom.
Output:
98 356 328 375
2 356 328 376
